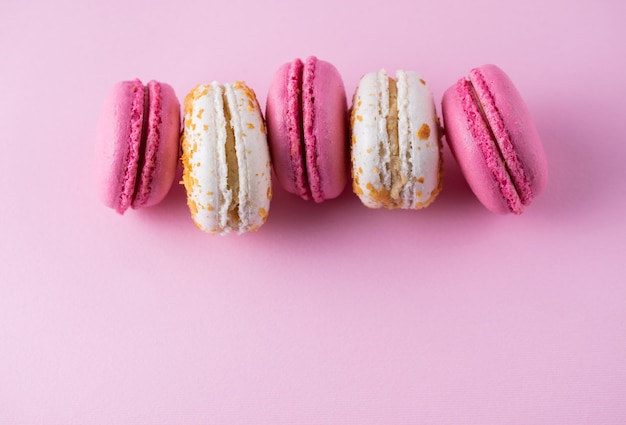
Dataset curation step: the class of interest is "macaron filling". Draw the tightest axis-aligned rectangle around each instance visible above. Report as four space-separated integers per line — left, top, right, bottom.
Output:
386 77 402 200
222 85 241 227
286 58 310 200
373 72 411 208
285 56 325 202
302 56 324 202
457 69 533 214
131 81 162 209
117 79 145 213
116 79 164 213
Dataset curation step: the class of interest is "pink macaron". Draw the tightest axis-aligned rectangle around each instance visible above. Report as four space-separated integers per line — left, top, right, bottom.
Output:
441 65 548 214
266 56 349 202
95 79 180 214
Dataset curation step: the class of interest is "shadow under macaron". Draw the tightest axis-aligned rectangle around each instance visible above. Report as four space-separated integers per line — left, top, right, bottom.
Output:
433 146 484 214
134 163 191 225
262 172 362 234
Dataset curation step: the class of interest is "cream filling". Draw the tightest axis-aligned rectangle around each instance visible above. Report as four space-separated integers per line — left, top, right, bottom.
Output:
387 77 403 201
222 86 240 230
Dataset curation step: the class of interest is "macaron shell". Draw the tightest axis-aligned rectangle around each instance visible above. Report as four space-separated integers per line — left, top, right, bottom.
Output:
94 80 144 214
228 82 272 232
305 58 348 201
132 81 180 208
351 71 388 208
181 83 222 233
266 61 308 199
399 71 441 208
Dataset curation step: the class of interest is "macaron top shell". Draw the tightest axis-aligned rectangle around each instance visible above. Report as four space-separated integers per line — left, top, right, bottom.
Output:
95 79 142 213
266 56 348 202
95 79 180 214
442 64 547 214
267 59 307 199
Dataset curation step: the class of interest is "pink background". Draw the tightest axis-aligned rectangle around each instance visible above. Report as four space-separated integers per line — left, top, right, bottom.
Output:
1 0 625 423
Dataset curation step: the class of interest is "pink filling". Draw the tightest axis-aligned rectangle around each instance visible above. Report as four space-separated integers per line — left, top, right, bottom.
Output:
302 56 323 202
456 78 523 214
118 79 144 214
469 68 533 206
131 81 162 208
287 58 311 200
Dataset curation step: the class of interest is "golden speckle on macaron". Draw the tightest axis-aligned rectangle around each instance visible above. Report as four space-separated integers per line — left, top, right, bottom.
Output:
418 123 431 140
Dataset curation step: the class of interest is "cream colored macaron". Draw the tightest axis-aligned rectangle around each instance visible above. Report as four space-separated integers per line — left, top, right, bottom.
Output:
351 70 442 209
181 81 272 234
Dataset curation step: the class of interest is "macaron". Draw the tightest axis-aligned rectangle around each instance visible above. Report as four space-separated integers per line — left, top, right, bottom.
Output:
266 56 349 202
181 81 272 235
350 70 442 209
441 64 548 214
95 79 180 214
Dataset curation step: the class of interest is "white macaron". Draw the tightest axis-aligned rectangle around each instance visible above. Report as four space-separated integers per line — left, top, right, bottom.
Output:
181 81 272 234
351 70 442 209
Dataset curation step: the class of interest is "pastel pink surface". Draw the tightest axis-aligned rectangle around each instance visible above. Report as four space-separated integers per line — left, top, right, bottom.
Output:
2 0 626 424
94 80 180 214
442 65 548 214
266 57 348 202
